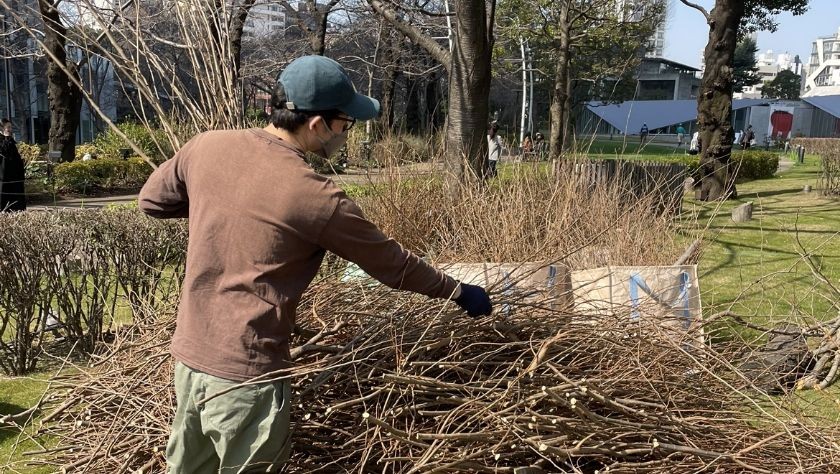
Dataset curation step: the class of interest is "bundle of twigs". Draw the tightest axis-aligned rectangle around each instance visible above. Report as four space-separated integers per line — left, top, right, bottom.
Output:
23 274 839 473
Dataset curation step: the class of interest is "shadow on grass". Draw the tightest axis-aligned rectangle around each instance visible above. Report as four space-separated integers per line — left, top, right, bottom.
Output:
0 402 28 445
740 188 807 199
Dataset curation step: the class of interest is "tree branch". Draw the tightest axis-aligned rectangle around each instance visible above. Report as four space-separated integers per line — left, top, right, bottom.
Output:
366 0 451 70
678 0 710 21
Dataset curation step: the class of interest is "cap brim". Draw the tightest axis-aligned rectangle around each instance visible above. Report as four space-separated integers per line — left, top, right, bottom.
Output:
339 93 380 121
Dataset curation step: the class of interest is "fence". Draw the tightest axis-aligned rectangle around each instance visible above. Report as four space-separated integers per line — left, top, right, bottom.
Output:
553 159 688 214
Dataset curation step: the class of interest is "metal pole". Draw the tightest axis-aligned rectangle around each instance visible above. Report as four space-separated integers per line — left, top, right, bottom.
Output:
527 45 534 135
28 46 35 143
519 37 527 147
443 0 453 53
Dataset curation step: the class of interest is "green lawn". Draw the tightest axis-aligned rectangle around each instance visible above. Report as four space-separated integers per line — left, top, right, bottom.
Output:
575 136 684 157
689 154 840 427
0 374 54 473
690 154 838 333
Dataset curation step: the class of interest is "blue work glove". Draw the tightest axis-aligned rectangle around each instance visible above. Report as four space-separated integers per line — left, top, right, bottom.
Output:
454 283 493 317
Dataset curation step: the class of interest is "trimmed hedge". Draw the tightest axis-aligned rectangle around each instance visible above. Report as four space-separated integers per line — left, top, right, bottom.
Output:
93 121 173 164
17 142 43 165
672 150 779 183
54 158 153 193
732 150 780 181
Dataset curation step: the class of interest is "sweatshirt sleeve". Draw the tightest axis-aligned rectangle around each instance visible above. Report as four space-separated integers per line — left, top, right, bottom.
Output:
318 196 459 300
138 144 191 219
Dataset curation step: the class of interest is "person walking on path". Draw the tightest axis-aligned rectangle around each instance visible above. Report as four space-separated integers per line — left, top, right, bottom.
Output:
741 125 755 150
487 123 502 177
639 123 649 146
688 131 701 155
0 118 27 212
139 55 493 474
676 124 686 148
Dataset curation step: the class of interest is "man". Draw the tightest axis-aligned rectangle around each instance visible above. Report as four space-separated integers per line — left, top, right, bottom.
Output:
139 55 493 473
487 123 502 177
676 124 686 148
741 124 755 150
639 123 649 145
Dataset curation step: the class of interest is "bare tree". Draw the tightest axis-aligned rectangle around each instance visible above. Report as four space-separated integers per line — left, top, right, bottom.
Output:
37 0 83 162
498 0 664 160
679 0 808 201
367 0 495 187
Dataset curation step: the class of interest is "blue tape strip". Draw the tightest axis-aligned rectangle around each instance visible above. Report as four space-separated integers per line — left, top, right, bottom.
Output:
628 273 651 320
678 271 691 329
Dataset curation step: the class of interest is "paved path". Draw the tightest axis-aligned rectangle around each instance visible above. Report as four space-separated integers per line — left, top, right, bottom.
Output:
777 159 795 174
31 162 446 209
30 194 140 210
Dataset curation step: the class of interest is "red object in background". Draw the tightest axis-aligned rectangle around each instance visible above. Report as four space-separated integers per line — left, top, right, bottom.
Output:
770 111 793 139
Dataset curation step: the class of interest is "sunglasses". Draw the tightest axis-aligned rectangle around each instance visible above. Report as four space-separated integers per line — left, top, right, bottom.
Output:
332 116 356 132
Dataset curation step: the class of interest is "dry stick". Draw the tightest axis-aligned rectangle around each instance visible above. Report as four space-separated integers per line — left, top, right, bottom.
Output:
673 238 702 266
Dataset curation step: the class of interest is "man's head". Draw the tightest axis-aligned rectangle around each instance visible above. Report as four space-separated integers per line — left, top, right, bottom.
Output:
1 118 11 137
268 56 379 159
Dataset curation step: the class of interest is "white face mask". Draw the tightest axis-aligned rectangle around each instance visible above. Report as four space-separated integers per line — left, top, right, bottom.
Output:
313 117 347 159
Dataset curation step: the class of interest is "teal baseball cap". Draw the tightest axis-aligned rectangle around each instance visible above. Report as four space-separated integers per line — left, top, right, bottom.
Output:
278 56 380 121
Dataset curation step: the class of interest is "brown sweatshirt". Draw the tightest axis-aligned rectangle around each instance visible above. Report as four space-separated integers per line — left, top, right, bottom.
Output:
139 129 458 381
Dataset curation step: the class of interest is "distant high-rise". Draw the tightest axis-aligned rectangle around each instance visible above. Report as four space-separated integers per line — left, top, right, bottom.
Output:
615 0 667 58
802 26 840 97
243 0 286 38
645 5 667 58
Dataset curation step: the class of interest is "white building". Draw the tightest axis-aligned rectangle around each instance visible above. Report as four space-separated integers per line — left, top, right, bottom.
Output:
737 50 801 99
615 0 667 58
243 1 286 38
802 26 840 97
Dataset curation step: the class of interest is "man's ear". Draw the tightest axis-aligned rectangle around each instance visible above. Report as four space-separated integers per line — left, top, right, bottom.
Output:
308 115 326 132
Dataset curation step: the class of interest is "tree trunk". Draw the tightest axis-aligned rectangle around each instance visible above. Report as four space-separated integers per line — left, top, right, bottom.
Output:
366 0 493 189
229 0 257 84
697 0 742 201
311 8 328 55
548 3 570 161
377 29 401 133
39 0 82 162
444 0 493 189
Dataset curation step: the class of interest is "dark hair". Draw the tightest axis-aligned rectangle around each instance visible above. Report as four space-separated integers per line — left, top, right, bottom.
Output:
269 83 340 131
1 118 10 126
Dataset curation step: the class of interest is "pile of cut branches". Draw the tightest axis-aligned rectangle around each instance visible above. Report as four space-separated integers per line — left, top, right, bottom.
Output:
23 277 839 473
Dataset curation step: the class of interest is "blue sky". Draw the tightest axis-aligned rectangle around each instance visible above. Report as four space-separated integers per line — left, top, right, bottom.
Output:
665 0 838 68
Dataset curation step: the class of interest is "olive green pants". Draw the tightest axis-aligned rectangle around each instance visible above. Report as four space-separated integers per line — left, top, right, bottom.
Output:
166 362 292 473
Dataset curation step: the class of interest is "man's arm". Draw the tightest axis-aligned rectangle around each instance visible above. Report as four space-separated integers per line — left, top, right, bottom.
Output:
318 197 458 300
138 146 191 219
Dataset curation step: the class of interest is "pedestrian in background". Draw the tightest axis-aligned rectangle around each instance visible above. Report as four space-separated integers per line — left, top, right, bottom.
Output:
487 123 502 177
0 118 26 212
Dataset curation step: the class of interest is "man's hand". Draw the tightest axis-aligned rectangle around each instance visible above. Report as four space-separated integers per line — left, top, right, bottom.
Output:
454 283 493 317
